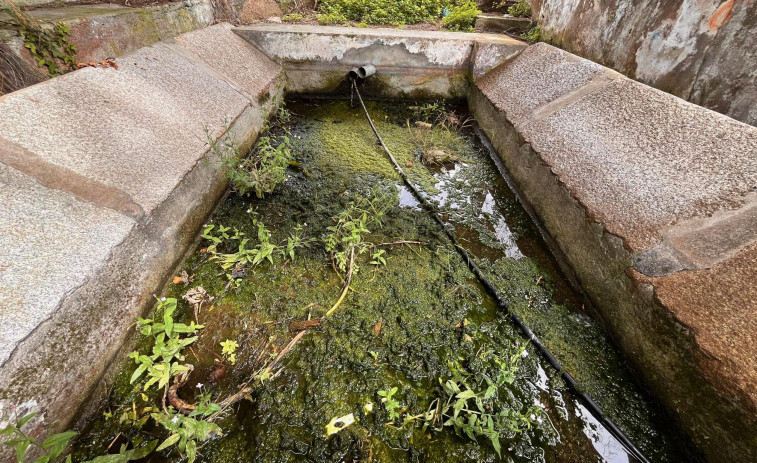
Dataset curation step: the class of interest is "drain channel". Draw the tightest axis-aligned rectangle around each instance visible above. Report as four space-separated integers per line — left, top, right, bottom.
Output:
350 78 652 463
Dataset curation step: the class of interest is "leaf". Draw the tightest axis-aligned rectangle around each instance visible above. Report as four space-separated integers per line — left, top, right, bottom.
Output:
42 430 77 448
126 440 157 459
17 412 37 428
456 389 477 400
490 432 502 456
130 363 148 384
16 439 32 462
156 433 181 451
185 439 197 463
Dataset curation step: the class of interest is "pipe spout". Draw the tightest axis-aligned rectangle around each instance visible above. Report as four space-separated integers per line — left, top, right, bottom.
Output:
358 64 376 78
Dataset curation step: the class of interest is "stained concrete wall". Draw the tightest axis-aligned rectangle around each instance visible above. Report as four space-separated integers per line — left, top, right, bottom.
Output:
530 0 757 126
0 22 283 448
471 42 757 462
0 0 215 93
234 24 527 98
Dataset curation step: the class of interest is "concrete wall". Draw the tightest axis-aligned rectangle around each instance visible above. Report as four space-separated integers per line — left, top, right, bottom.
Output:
0 22 283 448
530 0 757 126
0 0 215 94
234 24 527 98
471 42 757 462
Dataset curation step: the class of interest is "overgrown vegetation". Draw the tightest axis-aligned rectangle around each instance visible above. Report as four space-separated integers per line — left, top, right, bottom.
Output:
128 297 203 391
318 0 452 26
375 345 546 456
282 13 304 22
441 1 481 31
0 0 77 77
208 107 294 199
201 215 311 284
1 412 76 463
507 0 531 18
521 25 543 42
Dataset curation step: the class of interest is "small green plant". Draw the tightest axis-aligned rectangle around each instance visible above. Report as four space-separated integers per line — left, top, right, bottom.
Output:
220 339 239 364
441 1 481 32
207 109 294 199
324 188 394 275
377 387 402 422
129 297 203 391
508 0 531 18
521 25 542 42
410 100 447 124
369 249 387 266
282 13 304 22
0 411 76 463
202 217 311 283
151 405 222 463
1 0 77 77
420 346 542 456
317 12 347 25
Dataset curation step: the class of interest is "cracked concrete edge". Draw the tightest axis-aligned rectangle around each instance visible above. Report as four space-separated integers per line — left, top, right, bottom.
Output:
469 85 757 461
0 29 285 448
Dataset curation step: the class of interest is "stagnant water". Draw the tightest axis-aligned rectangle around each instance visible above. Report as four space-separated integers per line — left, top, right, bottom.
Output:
70 98 694 463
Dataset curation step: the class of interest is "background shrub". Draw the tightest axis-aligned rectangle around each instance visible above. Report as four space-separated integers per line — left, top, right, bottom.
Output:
441 1 481 31
319 0 453 26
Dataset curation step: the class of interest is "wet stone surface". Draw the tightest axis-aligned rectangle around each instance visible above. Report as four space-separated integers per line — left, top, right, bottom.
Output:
70 98 694 463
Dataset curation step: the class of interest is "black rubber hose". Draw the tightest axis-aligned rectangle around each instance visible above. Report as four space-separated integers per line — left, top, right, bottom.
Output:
350 79 652 463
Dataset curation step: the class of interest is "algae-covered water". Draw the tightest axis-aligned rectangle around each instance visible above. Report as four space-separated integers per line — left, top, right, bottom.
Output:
70 98 693 463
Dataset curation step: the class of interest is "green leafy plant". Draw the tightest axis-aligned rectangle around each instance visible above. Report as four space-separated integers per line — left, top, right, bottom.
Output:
324 188 394 275
377 387 402 422
317 11 347 25
151 406 222 463
282 13 304 22
0 412 76 463
220 339 239 364
128 297 203 391
507 0 531 18
521 25 543 42
319 0 453 26
369 249 387 266
1 1 77 77
441 1 481 31
203 217 311 284
410 100 448 124
207 109 294 199
420 347 541 456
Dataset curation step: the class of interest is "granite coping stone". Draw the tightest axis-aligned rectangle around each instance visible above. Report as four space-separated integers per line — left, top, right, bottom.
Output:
0 163 135 365
0 41 250 215
174 23 281 100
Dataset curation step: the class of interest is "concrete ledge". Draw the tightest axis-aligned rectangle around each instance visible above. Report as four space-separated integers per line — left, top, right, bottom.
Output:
472 42 757 461
234 24 526 98
0 22 283 444
1 1 214 82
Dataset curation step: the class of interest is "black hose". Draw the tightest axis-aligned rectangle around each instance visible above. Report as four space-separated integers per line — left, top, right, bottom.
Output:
350 79 652 463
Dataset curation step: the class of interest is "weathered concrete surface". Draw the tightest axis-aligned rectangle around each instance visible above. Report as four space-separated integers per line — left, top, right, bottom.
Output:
472 42 757 461
530 0 757 127
475 14 532 33
235 24 526 98
0 22 283 449
1 1 214 82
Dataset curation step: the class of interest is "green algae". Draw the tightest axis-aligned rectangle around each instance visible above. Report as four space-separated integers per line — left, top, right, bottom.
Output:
68 98 694 463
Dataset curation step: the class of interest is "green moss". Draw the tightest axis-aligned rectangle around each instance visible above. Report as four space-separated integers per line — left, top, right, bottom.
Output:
70 98 690 463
